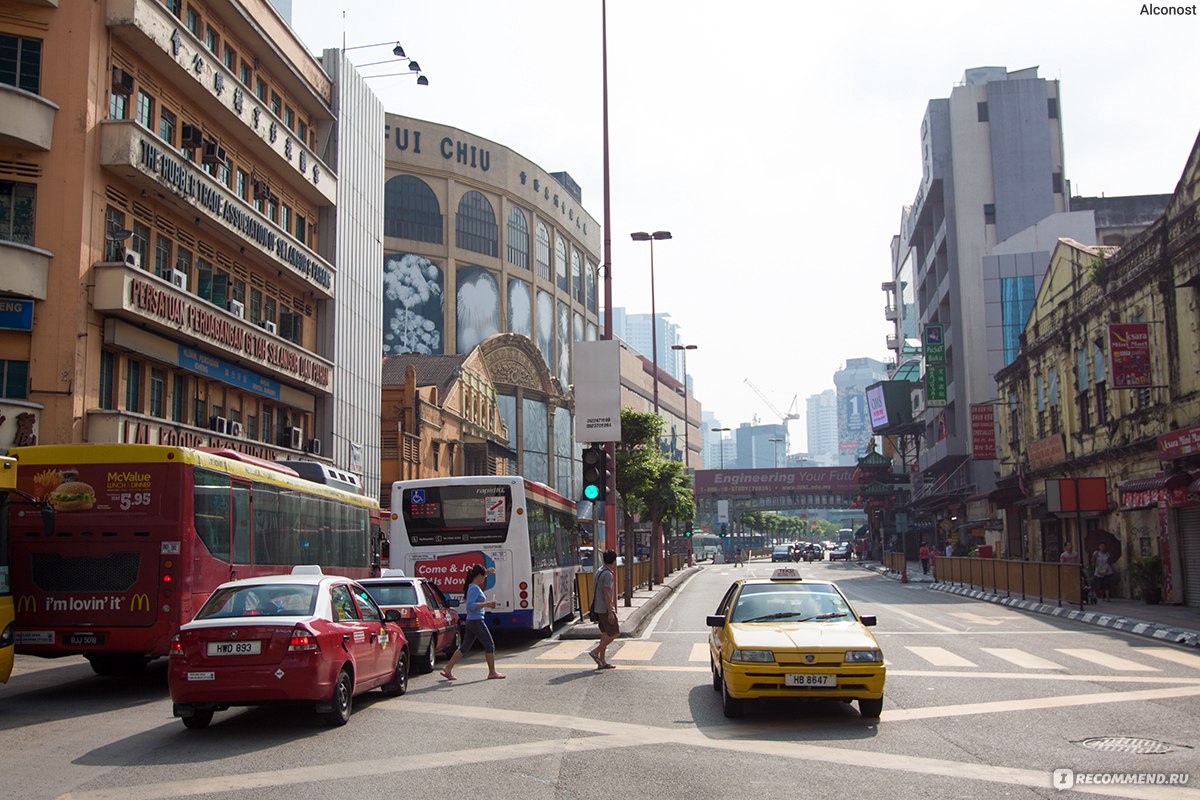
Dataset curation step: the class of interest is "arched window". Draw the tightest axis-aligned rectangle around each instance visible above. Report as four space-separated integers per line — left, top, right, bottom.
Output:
585 259 597 313
506 207 529 269
555 237 568 292
455 190 498 256
535 223 551 280
384 175 443 243
571 250 583 303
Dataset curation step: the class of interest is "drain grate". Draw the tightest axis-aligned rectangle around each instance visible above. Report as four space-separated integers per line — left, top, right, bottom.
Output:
1076 737 1184 755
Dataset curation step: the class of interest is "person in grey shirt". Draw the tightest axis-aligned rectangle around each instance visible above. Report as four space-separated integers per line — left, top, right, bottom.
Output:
588 549 619 669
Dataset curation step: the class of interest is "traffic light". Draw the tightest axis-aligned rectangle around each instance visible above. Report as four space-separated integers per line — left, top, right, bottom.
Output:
684 522 694 537
720 523 728 538
581 444 609 502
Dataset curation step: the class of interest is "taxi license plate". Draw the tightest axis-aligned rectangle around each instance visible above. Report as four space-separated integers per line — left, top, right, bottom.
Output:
786 673 837 687
207 640 262 656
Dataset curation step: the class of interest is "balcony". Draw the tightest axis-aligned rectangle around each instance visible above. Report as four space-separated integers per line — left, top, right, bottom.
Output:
92 262 334 395
885 333 899 351
0 240 53 300
884 305 898 321
0 84 58 150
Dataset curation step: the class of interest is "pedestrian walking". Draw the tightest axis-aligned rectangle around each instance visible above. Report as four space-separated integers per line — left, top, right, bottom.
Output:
587 550 619 670
1059 540 1080 564
439 564 505 681
734 545 743 567
1092 542 1115 600
918 542 931 575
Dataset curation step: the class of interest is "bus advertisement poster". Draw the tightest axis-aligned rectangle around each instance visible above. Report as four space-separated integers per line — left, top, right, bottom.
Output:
411 550 497 599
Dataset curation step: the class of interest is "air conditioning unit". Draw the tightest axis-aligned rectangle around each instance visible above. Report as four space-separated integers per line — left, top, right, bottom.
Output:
227 299 245 319
230 421 244 438
111 67 134 96
210 415 229 435
180 124 204 149
288 427 303 450
123 249 141 269
252 179 271 201
169 269 187 289
201 140 227 166
307 438 322 456
259 319 278 335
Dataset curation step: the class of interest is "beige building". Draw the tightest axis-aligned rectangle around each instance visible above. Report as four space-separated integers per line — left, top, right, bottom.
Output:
1 0 349 459
995 131 1200 606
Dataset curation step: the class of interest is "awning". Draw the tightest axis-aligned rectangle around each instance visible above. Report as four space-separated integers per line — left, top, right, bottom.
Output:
1017 493 1046 507
1116 473 1189 493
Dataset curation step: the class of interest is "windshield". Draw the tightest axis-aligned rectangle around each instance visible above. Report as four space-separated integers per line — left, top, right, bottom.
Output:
729 585 852 624
197 584 318 619
402 484 512 546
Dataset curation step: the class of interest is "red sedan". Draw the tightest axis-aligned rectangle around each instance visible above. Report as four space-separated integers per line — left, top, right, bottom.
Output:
358 572 461 674
168 569 409 729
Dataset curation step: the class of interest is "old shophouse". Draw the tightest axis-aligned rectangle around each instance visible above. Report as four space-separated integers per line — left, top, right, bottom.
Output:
995 132 1200 606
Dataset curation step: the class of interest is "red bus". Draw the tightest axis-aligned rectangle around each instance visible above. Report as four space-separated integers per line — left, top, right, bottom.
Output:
7 444 380 675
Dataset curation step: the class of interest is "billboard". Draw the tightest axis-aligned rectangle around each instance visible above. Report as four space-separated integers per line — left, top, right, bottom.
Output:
1108 323 1152 389
970 403 996 460
866 381 914 432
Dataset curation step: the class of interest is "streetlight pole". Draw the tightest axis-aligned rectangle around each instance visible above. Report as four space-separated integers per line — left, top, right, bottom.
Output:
671 344 697 468
631 231 672 419
712 427 730 469
769 436 783 469
600 0 618 562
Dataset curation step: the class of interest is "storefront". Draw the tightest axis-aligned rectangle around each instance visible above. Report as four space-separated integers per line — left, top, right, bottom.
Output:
1117 472 1190 605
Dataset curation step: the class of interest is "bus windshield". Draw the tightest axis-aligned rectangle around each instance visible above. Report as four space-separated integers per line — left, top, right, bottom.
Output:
401 484 512 546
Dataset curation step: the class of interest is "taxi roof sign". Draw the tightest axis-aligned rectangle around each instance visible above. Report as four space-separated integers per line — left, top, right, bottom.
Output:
770 567 803 581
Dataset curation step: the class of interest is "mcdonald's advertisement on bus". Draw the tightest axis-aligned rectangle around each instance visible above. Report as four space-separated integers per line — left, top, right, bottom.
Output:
20 460 165 517
407 550 500 603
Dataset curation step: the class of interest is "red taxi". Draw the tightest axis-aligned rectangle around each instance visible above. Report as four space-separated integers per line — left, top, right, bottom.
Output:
168 567 409 730
358 571 461 673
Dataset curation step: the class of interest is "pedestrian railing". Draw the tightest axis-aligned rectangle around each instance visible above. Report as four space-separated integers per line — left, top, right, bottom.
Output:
882 551 906 573
935 556 1081 606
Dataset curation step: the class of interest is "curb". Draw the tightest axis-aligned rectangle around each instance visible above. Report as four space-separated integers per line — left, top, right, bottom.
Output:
928 581 1200 648
558 566 703 640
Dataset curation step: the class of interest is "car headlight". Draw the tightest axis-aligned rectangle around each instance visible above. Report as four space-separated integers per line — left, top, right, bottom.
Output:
731 649 775 663
844 649 882 663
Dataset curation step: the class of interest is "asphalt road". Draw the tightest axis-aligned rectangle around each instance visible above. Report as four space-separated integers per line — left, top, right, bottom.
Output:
3 560 1199 800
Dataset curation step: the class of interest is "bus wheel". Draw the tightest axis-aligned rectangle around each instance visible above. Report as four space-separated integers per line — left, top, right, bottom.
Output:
539 592 555 638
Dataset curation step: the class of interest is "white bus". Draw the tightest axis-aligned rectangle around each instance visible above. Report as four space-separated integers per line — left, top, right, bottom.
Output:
389 476 579 635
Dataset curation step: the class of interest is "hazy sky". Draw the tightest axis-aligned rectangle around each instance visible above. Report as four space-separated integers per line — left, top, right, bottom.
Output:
291 1 1199 452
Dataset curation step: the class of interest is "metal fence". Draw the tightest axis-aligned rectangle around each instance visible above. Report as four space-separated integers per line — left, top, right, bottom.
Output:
934 556 1081 606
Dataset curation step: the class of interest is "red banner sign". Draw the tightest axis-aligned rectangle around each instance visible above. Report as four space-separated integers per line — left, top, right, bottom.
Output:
970 404 996 460
1109 323 1152 389
1028 434 1067 470
1158 424 1200 460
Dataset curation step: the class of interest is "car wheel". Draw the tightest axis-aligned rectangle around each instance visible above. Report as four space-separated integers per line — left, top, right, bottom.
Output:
858 696 883 719
382 649 409 697
415 637 436 674
711 658 721 692
440 626 462 659
722 675 744 718
181 708 214 730
324 668 354 726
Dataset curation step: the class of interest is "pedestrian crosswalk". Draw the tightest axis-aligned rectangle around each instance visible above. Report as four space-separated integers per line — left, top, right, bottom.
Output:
534 638 1199 677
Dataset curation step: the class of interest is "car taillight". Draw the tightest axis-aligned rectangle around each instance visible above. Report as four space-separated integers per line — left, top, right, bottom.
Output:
169 635 182 656
288 627 318 652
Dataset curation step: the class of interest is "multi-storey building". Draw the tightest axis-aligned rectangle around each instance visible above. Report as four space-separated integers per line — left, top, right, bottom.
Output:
806 389 838 465
0 1 369 467
734 422 788 470
834 358 888 465
609 307 683 381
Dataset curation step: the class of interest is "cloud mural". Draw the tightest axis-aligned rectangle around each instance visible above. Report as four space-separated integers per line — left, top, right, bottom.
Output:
456 265 500 353
507 278 531 338
557 301 570 383
536 289 554 372
383 253 443 354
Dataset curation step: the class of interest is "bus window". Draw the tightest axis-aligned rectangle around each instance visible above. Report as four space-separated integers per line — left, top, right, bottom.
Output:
232 479 251 564
194 469 231 562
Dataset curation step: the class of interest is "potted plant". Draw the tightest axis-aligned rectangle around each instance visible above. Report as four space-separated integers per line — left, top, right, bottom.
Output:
1130 555 1163 604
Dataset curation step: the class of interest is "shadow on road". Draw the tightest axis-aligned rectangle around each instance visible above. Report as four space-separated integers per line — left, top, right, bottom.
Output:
0 658 170 733
685 684 882 742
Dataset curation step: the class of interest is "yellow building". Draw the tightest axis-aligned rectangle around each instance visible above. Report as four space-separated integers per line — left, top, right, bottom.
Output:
996 131 1200 606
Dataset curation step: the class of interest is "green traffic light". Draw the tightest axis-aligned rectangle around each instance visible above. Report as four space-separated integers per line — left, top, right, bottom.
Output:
583 484 600 500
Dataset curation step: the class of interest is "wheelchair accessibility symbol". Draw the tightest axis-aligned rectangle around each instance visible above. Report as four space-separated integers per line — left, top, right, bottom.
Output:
411 489 425 504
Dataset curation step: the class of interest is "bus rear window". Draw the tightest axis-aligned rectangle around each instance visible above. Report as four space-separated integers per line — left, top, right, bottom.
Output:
402 485 511 546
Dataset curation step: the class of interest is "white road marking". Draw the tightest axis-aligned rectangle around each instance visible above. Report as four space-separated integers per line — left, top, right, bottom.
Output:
611 640 659 661
639 568 703 639
1133 646 1200 671
880 684 1200 724
537 640 594 660
980 648 1065 670
905 646 978 667
1056 648 1159 672
948 612 1007 626
689 643 710 662
874 604 959 632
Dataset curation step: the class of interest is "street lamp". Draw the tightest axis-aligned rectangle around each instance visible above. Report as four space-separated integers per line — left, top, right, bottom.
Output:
671 344 697 467
346 38 429 85
631 231 672 418
712 427 730 470
768 436 783 468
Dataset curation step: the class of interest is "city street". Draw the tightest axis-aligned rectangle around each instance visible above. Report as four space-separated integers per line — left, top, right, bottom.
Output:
3 561 1198 800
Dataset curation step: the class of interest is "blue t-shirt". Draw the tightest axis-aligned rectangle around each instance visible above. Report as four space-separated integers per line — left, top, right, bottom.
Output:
465 582 487 621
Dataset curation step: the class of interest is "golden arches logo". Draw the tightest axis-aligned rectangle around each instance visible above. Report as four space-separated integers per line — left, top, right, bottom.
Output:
16 595 36 614
130 593 151 612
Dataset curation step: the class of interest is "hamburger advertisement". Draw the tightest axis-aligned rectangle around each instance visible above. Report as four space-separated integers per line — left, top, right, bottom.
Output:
28 464 158 515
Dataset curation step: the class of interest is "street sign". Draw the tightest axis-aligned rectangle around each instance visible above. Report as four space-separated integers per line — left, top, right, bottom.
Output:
717 499 729 523
925 365 947 406
923 323 945 365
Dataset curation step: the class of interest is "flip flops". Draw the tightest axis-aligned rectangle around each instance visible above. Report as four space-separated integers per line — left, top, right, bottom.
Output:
487 672 507 679
599 663 616 669
588 650 602 668
439 671 457 681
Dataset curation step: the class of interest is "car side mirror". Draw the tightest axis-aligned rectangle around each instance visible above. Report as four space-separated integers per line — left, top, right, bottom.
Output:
706 615 726 627
859 614 877 627
384 609 402 622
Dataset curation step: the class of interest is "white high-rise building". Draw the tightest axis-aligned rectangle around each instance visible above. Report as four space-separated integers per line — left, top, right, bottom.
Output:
609 307 683 380
806 390 838 464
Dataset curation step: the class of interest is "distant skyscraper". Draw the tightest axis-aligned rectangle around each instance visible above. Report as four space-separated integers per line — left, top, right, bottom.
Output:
609 307 683 380
834 358 889 465
735 422 788 469
806 390 838 463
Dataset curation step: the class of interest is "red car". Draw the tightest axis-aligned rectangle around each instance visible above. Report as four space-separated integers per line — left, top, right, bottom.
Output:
358 571 461 674
168 568 409 730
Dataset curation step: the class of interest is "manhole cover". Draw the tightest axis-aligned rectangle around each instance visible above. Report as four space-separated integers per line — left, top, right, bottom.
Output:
1076 737 1182 755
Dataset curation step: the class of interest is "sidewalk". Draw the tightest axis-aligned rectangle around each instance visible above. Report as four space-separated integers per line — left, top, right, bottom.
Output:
559 564 702 639
858 559 1200 648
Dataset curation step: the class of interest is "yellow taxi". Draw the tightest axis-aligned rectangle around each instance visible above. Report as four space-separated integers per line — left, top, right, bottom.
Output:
707 567 885 718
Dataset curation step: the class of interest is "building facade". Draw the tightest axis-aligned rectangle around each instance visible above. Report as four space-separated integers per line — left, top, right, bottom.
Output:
1 0 360 465
834 358 888 465
806 389 838 465
609 307 683 381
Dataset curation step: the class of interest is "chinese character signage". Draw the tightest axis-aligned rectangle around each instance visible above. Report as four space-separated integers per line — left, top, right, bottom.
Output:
1108 323 1152 389
925 365 947 406
970 403 996 460
923 323 945 365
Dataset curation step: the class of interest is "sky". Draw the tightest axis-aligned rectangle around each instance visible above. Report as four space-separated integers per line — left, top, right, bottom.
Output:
290 0 1200 453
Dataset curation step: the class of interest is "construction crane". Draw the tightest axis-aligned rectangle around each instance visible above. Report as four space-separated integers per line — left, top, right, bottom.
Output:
744 379 800 428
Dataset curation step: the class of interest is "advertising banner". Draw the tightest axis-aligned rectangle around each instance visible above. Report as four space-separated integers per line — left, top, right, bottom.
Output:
970 403 997 460
925 365 947 406
1108 323 1152 389
573 340 622 442
1157 423 1200 460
